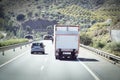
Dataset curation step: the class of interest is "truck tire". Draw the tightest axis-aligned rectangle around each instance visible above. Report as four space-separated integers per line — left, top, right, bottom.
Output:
73 56 77 60
31 52 34 54
59 55 63 60
71 49 76 60
70 56 76 60
42 52 45 54
58 49 63 60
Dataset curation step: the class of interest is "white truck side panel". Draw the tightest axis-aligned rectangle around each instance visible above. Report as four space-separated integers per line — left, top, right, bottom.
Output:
56 35 78 50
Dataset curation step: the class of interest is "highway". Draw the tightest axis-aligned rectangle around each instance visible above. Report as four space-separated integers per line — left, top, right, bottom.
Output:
0 40 120 80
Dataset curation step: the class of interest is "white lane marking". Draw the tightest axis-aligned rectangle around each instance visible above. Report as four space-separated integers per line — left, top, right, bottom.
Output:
41 65 44 71
78 59 100 80
0 50 29 68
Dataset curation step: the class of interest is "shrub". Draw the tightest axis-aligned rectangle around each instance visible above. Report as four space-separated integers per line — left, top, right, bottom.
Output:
0 33 4 39
105 42 120 51
0 38 28 47
92 41 106 49
16 14 25 22
80 34 92 45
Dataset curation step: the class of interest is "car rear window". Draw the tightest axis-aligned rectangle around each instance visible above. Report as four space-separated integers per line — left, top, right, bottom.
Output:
32 43 44 47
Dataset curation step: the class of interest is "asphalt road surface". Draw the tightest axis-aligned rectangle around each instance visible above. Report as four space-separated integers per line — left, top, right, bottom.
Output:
0 40 120 80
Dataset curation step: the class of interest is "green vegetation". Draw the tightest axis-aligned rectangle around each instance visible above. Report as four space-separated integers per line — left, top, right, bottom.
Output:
80 21 120 56
95 7 120 25
92 40 106 49
58 5 94 18
105 42 120 51
0 39 28 47
0 18 4 30
0 33 4 39
0 0 119 34
112 22 120 29
58 5 98 25
104 42 120 56
80 33 92 45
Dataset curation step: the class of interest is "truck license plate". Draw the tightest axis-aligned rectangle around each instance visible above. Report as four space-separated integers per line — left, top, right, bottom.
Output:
63 52 70 54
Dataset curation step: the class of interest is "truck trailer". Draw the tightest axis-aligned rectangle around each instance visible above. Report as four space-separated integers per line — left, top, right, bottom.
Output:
54 25 80 59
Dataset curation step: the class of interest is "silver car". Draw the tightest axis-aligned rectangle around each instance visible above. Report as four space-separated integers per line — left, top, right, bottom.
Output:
31 42 45 54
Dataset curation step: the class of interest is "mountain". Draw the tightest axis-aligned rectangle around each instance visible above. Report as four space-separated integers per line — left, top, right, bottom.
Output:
22 19 57 30
0 0 119 38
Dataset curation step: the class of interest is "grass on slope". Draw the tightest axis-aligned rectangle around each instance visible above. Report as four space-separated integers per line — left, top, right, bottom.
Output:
0 38 29 47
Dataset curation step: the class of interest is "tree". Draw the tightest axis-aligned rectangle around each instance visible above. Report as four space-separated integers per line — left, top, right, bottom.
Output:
26 25 32 34
0 5 4 19
0 33 4 39
27 12 33 19
16 14 26 38
16 14 25 22
47 25 53 35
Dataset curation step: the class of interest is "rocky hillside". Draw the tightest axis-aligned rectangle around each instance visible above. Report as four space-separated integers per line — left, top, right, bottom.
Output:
0 0 119 38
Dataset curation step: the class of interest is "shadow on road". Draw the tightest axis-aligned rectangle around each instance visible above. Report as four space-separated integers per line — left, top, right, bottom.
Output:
58 58 99 62
59 58 78 62
31 53 48 55
77 58 99 62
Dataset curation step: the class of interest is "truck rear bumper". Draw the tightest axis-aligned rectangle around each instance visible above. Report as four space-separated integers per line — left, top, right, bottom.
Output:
55 54 77 59
55 49 78 59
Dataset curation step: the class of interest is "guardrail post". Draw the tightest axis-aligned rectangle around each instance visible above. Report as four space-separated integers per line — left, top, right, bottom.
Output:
20 46 22 49
2 51 5 56
113 61 117 64
13 48 15 52
106 56 109 59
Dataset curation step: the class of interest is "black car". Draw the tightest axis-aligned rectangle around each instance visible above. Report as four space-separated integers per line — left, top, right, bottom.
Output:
43 35 53 41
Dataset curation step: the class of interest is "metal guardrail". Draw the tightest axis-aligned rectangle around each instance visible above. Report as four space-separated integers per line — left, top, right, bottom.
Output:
0 41 33 56
0 38 42 56
80 44 120 64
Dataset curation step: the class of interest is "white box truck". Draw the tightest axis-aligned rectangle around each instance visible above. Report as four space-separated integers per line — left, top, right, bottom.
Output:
54 25 80 59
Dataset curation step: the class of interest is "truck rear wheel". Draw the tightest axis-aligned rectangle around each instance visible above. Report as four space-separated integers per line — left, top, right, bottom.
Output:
59 55 63 60
31 52 34 54
58 49 63 60
71 49 77 60
70 56 76 60
73 56 77 60
55 55 59 59
42 52 45 54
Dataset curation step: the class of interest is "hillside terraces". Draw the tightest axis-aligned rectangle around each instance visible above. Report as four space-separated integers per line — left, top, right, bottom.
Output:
0 0 119 39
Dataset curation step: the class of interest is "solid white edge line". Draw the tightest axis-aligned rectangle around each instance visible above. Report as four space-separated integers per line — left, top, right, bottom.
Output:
0 50 29 68
78 59 100 80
